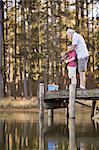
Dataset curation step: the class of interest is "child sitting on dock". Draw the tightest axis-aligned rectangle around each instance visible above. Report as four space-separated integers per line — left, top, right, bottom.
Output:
61 46 77 86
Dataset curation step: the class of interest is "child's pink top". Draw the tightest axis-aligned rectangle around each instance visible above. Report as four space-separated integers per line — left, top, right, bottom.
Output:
67 50 77 67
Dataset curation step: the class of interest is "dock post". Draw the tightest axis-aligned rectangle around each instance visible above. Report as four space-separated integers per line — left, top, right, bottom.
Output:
39 118 44 150
48 109 53 126
91 100 96 117
69 84 76 118
65 105 69 125
39 83 44 118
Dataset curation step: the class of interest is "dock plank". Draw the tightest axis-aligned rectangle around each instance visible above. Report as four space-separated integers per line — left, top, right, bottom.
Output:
44 88 99 100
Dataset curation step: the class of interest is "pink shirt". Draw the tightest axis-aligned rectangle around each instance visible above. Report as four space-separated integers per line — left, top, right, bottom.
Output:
67 50 77 67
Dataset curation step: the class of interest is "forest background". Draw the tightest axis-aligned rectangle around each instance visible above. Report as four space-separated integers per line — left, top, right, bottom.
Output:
0 0 98 101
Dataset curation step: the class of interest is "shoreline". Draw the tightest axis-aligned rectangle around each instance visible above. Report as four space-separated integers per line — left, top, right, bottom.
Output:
0 96 39 112
0 108 39 113
0 96 93 113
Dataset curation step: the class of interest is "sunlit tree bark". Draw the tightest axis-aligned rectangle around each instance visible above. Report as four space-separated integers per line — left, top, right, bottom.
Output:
22 0 28 98
53 0 58 84
0 0 3 98
75 0 79 29
13 0 17 99
91 0 95 72
50 0 55 82
2 1 6 96
80 0 84 28
28 0 32 98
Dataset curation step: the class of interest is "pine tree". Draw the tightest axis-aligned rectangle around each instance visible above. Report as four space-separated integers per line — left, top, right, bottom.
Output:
0 0 3 98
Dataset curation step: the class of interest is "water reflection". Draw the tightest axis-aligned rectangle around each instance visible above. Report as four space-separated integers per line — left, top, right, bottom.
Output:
39 118 44 150
0 121 39 150
0 107 99 150
69 119 76 150
0 112 39 150
44 118 99 150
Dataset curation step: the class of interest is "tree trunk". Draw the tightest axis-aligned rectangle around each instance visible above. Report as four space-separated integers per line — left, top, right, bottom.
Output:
86 0 89 44
50 0 55 82
18 3 23 97
46 0 49 84
28 0 32 98
91 0 95 72
22 0 28 99
8 44 11 96
13 0 17 99
75 0 79 29
2 1 6 96
53 0 58 84
58 1 63 77
80 0 84 28
0 0 3 98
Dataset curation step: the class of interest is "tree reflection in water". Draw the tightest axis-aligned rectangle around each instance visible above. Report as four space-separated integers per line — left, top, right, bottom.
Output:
0 121 39 150
0 108 99 150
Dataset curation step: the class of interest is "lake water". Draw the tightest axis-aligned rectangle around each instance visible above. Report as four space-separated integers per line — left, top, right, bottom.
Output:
0 104 99 150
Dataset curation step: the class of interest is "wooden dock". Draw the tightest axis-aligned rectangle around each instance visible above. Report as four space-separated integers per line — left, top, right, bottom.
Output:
44 88 99 109
39 82 99 119
44 88 99 101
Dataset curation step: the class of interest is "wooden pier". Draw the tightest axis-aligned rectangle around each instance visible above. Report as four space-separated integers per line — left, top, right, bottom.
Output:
38 82 99 119
44 88 99 101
